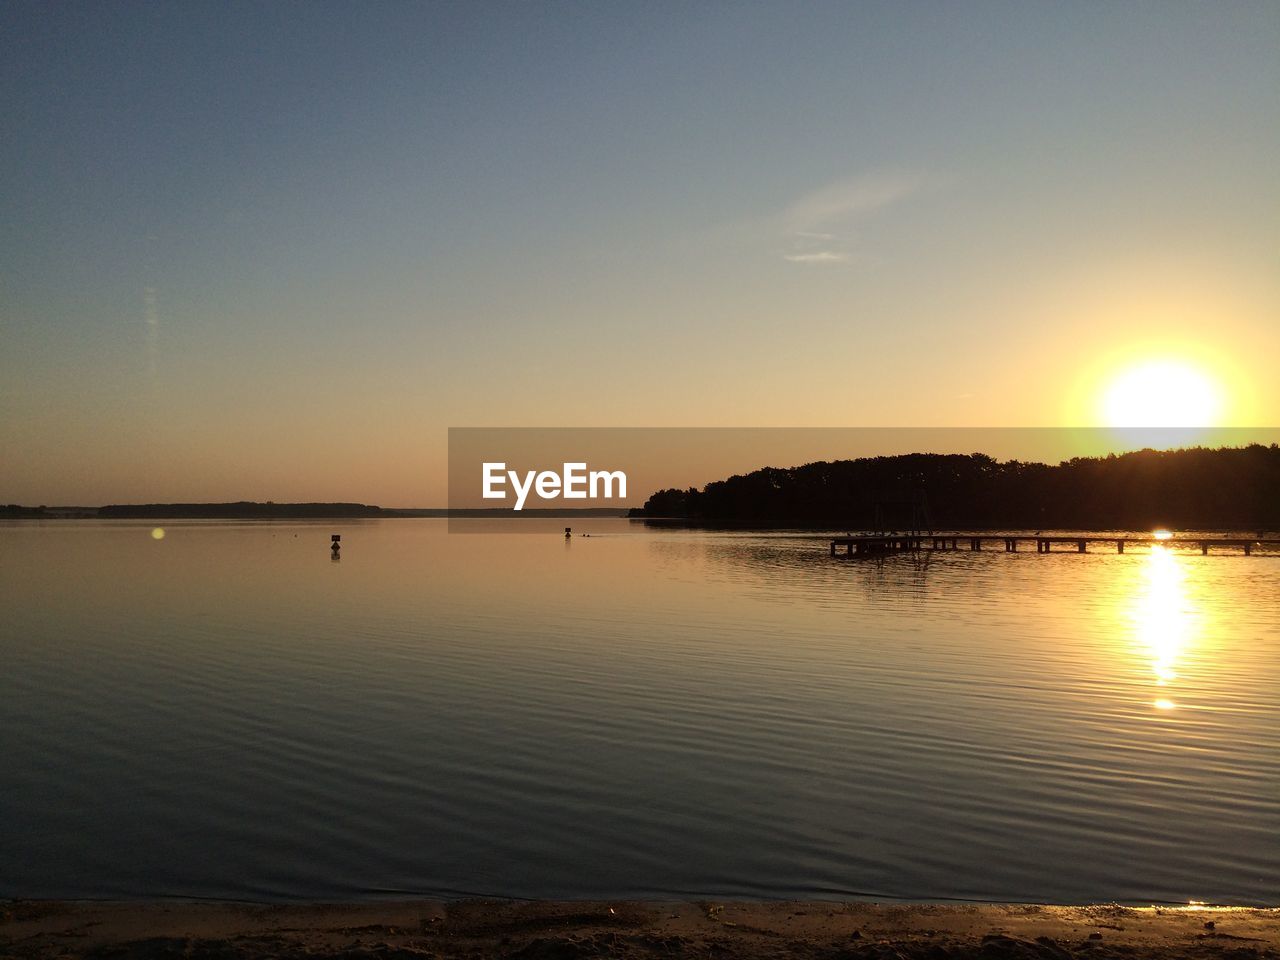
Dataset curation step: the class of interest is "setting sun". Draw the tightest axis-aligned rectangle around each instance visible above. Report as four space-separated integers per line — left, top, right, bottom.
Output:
1101 360 1224 429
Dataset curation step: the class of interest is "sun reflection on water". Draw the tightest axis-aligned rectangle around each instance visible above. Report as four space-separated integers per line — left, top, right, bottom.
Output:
1130 545 1200 712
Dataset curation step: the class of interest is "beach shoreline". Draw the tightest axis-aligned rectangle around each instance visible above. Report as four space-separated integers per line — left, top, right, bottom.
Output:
3 898 1276 959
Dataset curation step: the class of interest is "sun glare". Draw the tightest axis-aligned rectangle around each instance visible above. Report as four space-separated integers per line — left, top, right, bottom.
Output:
1101 360 1223 428
1131 547 1199 713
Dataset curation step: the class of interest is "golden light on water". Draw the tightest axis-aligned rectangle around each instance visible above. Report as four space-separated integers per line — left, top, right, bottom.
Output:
1101 359 1223 429
150 527 166 540
1131 545 1199 712
1153 529 1173 541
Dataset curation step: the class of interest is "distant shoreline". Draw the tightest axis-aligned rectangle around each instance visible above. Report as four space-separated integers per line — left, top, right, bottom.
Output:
3 898 1275 959
1 503 632 520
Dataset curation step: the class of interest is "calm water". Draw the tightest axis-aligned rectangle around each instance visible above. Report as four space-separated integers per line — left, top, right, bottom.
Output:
1 519 1277 905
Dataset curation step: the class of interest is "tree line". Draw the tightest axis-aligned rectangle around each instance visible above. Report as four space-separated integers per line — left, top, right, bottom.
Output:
630 445 1280 530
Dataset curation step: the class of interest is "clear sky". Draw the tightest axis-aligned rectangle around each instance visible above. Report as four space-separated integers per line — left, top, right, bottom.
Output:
2 1 1277 505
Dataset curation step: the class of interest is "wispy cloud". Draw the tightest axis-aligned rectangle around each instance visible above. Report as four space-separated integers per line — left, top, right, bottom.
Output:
785 173 921 234
780 171 925 265
688 169 933 267
782 251 849 264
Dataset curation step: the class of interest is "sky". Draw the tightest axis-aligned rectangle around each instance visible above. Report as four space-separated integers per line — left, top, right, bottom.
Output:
2 1 1277 506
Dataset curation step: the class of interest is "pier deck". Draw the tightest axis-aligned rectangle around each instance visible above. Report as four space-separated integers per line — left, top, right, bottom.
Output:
830 534 1279 557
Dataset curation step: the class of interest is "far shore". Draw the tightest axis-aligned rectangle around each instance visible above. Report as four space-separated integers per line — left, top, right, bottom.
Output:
4 898 1277 959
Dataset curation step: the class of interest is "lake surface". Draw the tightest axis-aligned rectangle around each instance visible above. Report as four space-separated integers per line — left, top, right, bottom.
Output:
1 519 1277 905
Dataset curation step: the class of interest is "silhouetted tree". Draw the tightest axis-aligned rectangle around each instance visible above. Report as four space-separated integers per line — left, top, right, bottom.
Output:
633 445 1280 530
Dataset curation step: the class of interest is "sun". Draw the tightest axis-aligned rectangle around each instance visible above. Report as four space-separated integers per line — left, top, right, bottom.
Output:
1100 359 1224 428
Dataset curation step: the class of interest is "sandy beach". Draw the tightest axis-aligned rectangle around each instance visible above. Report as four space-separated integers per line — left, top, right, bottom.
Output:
3 899 1277 959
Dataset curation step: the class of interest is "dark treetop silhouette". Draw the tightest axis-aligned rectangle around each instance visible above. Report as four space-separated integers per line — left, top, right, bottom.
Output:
631 445 1280 531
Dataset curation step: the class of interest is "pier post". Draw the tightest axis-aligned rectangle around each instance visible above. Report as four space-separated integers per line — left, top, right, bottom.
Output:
830 541 836 557
1201 542 1208 555
1117 540 1124 553
1245 543 1253 556
1077 539 1086 553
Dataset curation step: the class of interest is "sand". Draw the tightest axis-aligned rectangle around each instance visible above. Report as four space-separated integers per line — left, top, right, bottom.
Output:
3 899 1277 959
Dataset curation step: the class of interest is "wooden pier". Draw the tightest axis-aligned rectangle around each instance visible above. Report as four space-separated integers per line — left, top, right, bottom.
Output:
830 534 1278 558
